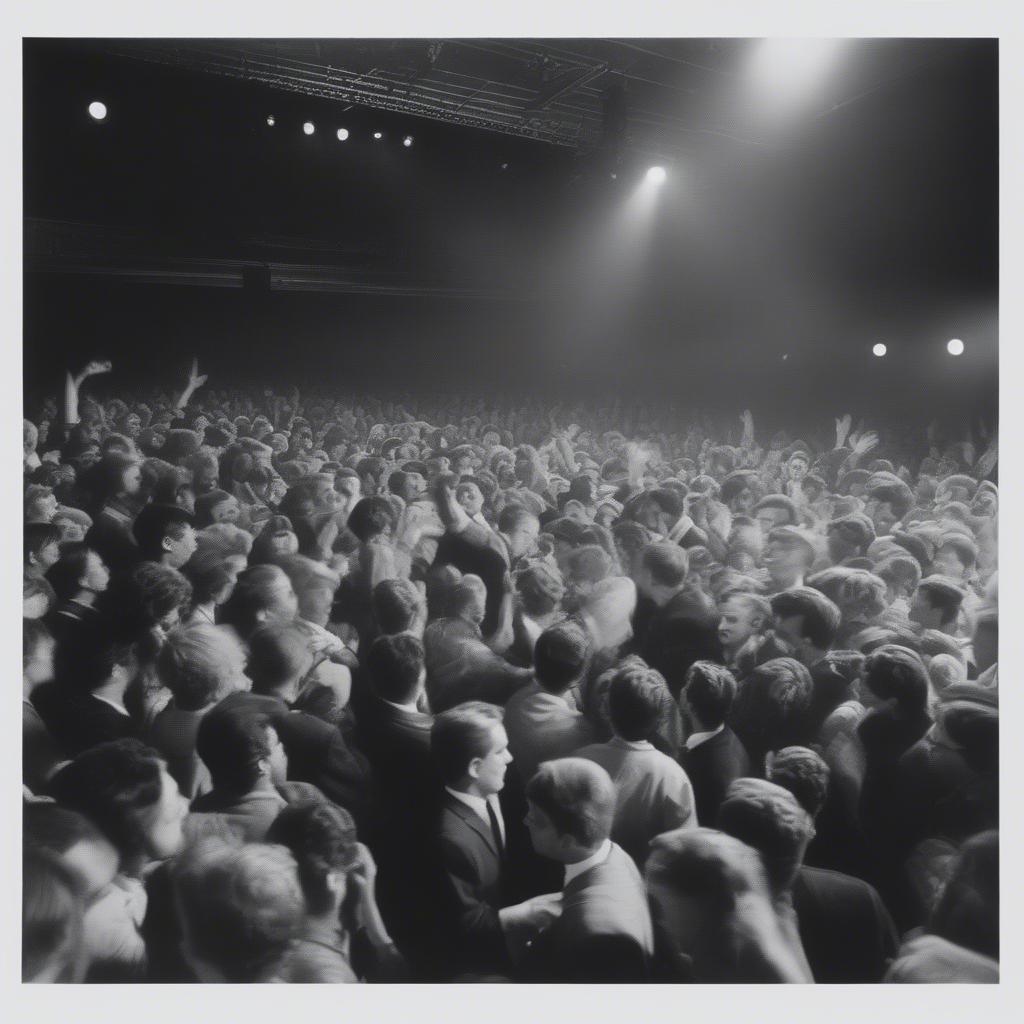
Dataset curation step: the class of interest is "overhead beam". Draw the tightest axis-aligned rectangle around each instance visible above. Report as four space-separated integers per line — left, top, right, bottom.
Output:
524 62 609 111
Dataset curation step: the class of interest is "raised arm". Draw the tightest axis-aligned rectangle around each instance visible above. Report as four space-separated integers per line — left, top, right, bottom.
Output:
173 357 208 413
64 359 112 432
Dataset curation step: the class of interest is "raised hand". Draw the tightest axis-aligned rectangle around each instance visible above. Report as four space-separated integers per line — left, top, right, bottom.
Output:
852 430 879 456
187 357 208 390
834 413 852 447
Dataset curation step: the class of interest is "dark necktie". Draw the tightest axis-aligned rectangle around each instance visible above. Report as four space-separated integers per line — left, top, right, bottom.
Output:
486 799 505 860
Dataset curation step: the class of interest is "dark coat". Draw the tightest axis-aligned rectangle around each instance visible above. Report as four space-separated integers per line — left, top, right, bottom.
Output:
639 587 722 700
679 725 751 827
32 682 138 758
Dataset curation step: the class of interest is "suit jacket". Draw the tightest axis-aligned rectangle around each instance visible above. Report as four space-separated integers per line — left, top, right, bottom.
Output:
32 682 138 758
522 842 654 983
432 790 514 977
679 725 751 827
503 681 597 784
639 587 722 700
792 865 898 983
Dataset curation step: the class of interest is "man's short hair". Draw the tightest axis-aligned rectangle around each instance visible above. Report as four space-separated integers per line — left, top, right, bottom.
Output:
641 542 689 588
173 839 304 982
937 533 979 571
25 522 61 563
196 704 275 794
246 622 312 694
719 590 772 624
608 664 665 741
346 496 396 542
611 520 651 554
767 746 831 819
765 526 815 566
875 554 922 595
827 514 876 553
157 624 244 711
753 494 799 525
367 633 424 705
49 739 166 863
372 578 422 635
24 803 109 856
534 621 591 694
132 504 194 560
565 545 612 585
53 615 135 695
497 503 538 535
430 701 504 786
867 481 914 519
720 470 761 505
770 587 841 649
681 661 738 729
863 645 930 714
525 758 615 848
446 574 487 621
717 778 814 893
730 657 815 756
916 576 966 626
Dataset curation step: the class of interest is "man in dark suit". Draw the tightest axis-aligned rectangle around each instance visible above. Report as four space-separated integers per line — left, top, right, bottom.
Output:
678 661 750 826
429 701 561 979
32 615 139 757
520 758 654 982
634 543 722 700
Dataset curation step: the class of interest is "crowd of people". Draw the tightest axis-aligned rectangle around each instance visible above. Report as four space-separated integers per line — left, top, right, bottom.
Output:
21 358 998 983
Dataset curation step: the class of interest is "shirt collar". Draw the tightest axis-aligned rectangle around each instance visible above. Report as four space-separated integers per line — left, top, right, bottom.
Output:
92 693 130 717
564 839 612 887
610 736 655 751
445 786 497 824
685 723 724 750
666 514 695 543
382 696 422 714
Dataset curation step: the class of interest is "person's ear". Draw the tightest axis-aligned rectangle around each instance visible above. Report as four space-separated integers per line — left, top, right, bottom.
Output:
162 535 174 553
467 757 483 781
256 756 272 778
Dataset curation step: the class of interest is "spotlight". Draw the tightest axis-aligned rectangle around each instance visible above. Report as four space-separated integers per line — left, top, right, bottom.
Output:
88 100 107 121
336 128 349 141
947 338 965 356
646 166 667 185
872 343 887 357
303 121 315 136
782 353 789 361
266 114 276 127
403 135 414 148
610 172 617 180
373 131 383 140
500 162 509 171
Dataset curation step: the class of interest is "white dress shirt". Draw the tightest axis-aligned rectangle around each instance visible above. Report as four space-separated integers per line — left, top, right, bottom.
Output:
445 786 506 845
684 723 724 751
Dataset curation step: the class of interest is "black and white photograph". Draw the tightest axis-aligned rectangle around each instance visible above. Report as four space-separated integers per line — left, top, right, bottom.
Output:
7 0 1017 1010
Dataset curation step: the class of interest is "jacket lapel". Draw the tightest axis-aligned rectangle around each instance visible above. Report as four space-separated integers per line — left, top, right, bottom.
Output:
446 793 500 857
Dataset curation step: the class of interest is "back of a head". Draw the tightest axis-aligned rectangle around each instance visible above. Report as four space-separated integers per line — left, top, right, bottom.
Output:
864 644 930 714
641 542 689 589
174 838 305 982
372 577 423 635
266 801 359 916
49 739 165 864
132 503 194 561
524 757 615 849
24 803 109 858
515 562 565 617
245 621 310 695
681 661 738 730
431 701 504 786
717 778 814 894
498 503 538 536
196 704 274 794
566 545 612 585
533 620 591 694
606 662 664 741
158 624 244 711
367 633 425 706
770 587 841 650
53 613 135 696
766 746 831 819
928 830 998 960
446 574 487 623
917 576 967 627
347 496 395 543
729 657 814 756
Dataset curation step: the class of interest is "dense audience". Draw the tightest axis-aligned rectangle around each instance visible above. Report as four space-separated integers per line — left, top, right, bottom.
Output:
21 360 999 982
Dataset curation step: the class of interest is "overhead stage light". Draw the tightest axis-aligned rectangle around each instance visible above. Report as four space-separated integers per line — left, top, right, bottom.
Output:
872 343 887 357
88 101 107 121
500 163 509 171
266 114 276 127
947 338 965 356
303 121 315 135
646 166 667 185
403 135 414 148
373 131 383 140
336 128 349 141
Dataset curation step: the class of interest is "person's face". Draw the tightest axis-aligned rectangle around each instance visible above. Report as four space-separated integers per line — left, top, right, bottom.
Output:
763 541 805 581
264 726 288 786
552 537 575 572
826 529 856 564
194 467 218 495
510 519 540 560
124 415 142 437
34 493 59 523
54 516 86 544
457 483 484 517
164 524 198 568
564 575 595 612
301 584 335 627
270 531 299 556
908 590 938 630
23 591 49 620
729 487 755 516
25 637 55 686
35 539 61 572
717 597 762 650
931 546 968 583
211 496 241 525
121 464 143 497
64 837 120 906
471 724 512 798
404 473 426 501
864 498 898 537
756 506 788 537
524 800 566 862
789 457 809 482
141 770 189 861
82 551 111 593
